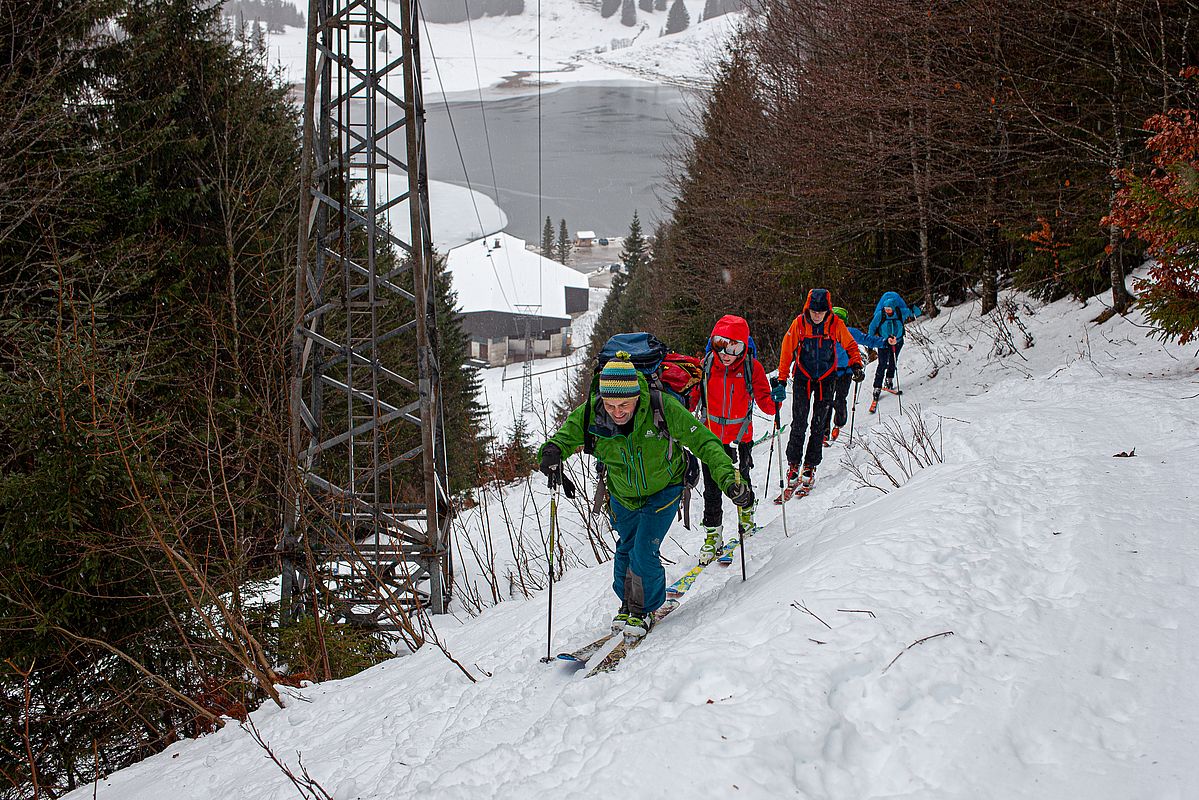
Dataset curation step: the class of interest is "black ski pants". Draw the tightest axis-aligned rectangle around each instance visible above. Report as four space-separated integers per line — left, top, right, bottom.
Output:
785 379 834 469
873 339 904 388
701 442 753 527
829 372 852 431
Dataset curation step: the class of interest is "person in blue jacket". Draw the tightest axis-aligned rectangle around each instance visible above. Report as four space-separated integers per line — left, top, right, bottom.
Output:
866 291 922 402
827 307 890 440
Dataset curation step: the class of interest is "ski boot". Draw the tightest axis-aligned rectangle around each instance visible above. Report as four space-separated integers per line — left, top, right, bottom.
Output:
698 525 724 566
623 613 654 638
822 434 831 447
737 505 757 537
795 464 817 497
831 426 841 441
869 388 880 414
611 602 633 632
776 463 802 504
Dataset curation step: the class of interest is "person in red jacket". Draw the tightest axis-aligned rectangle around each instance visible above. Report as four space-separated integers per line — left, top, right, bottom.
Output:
697 315 780 563
776 289 864 500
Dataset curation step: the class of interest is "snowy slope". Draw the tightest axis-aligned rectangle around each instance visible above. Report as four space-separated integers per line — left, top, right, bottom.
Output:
262 0 739 94
68 289 1199 799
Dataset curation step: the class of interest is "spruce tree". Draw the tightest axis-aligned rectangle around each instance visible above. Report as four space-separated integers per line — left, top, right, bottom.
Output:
541 215 555 259
619 210 649 273
557 219 571 265
654 0 666 11
639 0 653 11
601 0 621 17
701 0 719 20
2 0 303 788
664 0 689 32
621 0 637 25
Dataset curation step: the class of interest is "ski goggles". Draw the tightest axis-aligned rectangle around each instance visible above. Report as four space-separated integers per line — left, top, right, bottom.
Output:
711 336 746 357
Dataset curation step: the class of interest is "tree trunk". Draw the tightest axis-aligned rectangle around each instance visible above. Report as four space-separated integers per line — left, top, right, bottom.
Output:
1107 0 1135 314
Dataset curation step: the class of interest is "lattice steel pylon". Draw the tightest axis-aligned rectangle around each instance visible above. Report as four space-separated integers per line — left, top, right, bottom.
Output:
281 0 452 625
515 305 540 414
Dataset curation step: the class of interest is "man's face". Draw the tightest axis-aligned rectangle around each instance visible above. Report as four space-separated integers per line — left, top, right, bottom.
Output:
883 306 894 316
809 309 828 324
603 396 638 425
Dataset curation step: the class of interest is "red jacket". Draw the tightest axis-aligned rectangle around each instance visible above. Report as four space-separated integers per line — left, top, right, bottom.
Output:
702 315 779 444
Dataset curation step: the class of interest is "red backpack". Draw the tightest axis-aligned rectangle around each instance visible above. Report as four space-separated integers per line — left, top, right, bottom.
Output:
659 352 703 411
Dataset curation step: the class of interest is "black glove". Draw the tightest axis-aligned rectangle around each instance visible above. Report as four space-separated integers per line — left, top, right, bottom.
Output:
770 376 787 404
852 364 865 383
725 482 754 508
539 444 562 489
538 444 577 499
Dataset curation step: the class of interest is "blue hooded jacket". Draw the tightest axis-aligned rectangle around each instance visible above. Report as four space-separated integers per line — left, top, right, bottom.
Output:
867 291 922 341
834 327 891 373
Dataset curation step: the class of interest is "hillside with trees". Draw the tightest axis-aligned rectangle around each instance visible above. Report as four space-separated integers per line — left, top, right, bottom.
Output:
0 1 484 795
588 0 1198 363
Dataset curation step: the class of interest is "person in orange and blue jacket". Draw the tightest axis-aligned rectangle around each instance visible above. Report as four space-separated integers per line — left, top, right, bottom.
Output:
696 315 780 563
776 289 864 497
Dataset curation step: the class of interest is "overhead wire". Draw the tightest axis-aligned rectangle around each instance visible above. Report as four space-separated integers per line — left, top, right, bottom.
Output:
461 0 524 312
417 3 521 312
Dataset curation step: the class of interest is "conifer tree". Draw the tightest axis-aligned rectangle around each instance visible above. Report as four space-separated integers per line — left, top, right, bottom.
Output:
640 0 653 12
557 219 571 265
621 0 637 25
601 0 621 17
541 215 555 259
654 0 666 11
664 0 689 33
619 210 649 273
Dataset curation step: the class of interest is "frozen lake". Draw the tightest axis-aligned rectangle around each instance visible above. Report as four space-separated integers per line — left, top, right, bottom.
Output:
421 83 696 243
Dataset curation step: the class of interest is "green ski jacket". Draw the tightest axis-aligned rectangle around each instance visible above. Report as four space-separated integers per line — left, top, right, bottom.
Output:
542 373 738 510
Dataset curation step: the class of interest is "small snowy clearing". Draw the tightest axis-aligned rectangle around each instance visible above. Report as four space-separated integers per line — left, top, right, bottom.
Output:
69 288 1199 799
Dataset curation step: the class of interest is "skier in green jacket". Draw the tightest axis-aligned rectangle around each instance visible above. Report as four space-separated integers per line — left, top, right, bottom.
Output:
539 352 753 638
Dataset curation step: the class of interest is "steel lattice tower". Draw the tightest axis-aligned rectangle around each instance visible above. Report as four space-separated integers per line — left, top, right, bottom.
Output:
281 0 452 624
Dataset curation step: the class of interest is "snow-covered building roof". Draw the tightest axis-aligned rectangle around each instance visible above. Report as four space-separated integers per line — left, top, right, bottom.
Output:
576 230 597 240
446 232 588 321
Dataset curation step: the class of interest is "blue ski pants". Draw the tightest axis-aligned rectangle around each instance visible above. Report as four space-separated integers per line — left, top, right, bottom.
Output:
609 484 682 615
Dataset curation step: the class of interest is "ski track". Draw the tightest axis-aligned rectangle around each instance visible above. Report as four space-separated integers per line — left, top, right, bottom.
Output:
70 292 1199 800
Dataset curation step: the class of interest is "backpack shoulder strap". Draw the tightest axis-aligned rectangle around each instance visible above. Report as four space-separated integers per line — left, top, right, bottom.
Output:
698 351 714 421
582 376 599 455
648 385 676 462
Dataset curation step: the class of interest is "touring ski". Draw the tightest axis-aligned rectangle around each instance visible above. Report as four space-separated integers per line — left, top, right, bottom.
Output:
587 600 683 677
667 538 739 598
553 631 619 664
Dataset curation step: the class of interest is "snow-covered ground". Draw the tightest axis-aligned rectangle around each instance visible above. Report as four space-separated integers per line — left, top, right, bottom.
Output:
68 288 1199 799
262 0 738 96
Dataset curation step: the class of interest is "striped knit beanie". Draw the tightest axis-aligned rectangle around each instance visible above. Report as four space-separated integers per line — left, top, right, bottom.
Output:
598 352 640 398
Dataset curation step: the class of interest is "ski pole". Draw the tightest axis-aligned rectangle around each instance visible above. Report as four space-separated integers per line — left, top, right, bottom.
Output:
892 343 902 415
774 411 789 538
763 416 778 503
734 472 747 582
543 487 559 663
848 380 859 447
